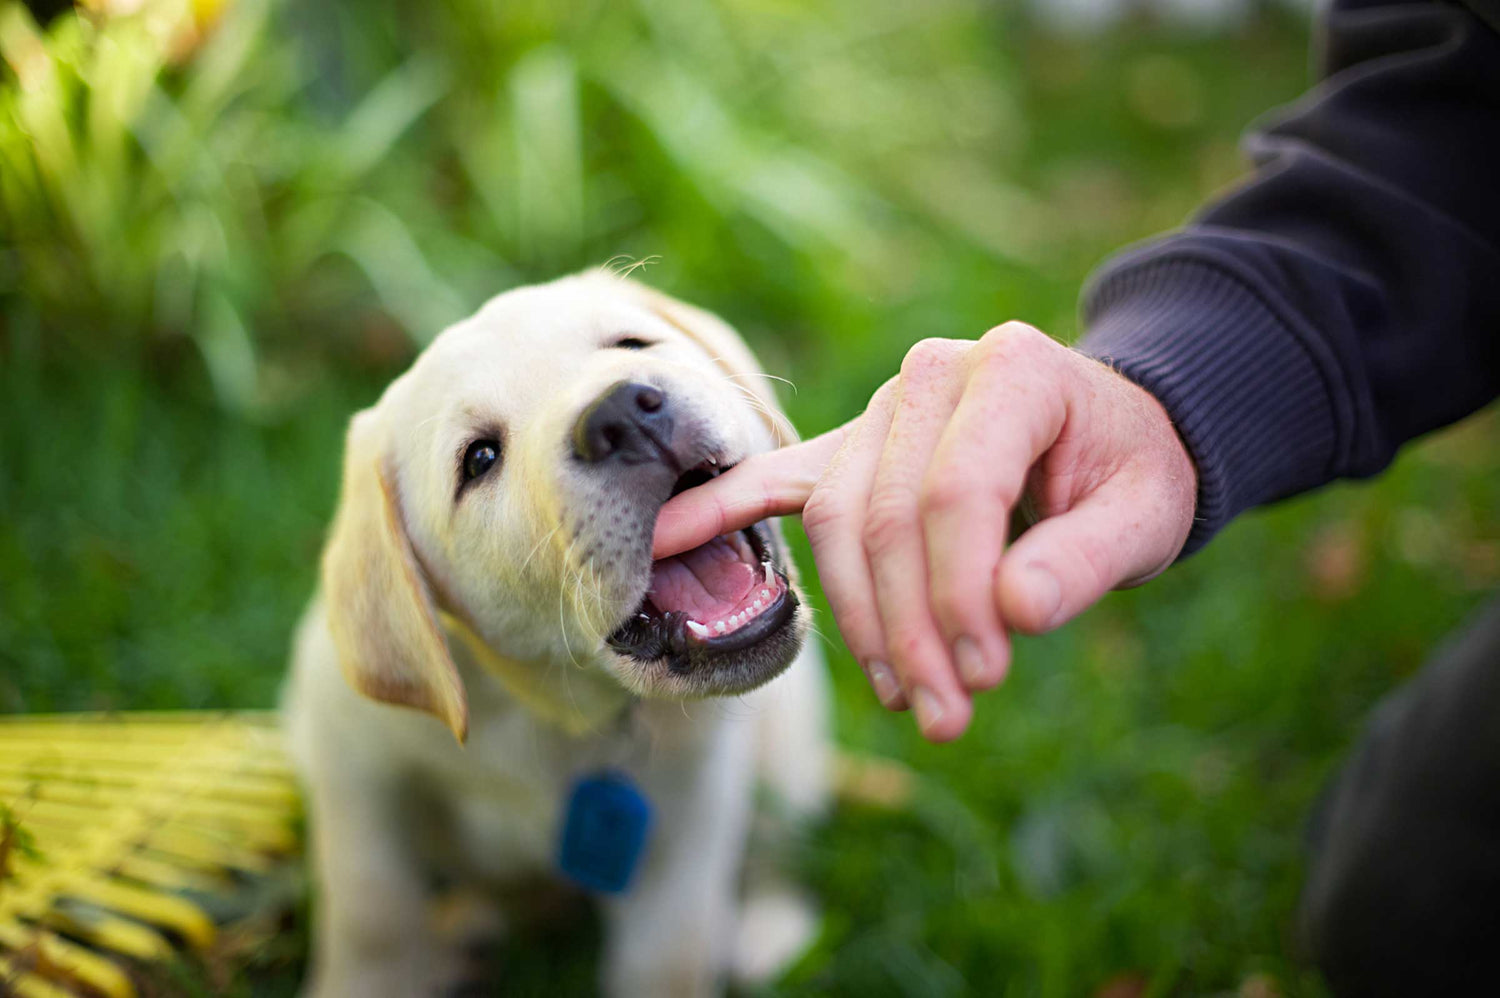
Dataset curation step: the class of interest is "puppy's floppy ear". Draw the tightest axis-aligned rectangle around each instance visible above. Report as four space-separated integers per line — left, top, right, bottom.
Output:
321 410 468 743
604 272 798 447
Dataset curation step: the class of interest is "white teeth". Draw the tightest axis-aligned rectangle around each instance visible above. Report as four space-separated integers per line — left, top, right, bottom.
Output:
762 564 773 585
686 620 710 638
753 600 763 611
760 589 771 600
715 620 727 634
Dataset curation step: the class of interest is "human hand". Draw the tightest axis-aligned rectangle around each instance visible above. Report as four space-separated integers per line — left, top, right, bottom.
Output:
654 322 1197 741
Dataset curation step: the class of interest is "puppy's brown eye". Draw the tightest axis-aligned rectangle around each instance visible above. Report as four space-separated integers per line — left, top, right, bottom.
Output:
612 337 653 350
463 440 501 481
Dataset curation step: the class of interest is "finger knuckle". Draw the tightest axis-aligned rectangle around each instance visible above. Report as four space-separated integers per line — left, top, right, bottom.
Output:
928 581 979 635
917 475 970 518
921 467 1023 520
992 473 1027 514
825 603 883 660
976 321 1055 369
901 338 964 379
984 320 1044 346
887 631 929 670
800 486 845 537
861 377 900 418
861 505 915 559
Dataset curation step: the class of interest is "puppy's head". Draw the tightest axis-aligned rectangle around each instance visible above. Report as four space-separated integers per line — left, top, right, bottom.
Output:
320 271 806 740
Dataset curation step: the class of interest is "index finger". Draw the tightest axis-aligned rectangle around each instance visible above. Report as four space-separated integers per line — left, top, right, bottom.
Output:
652 426 848 558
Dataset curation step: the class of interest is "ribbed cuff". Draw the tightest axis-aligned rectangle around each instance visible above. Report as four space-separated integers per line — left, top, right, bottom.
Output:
1079 249 1341 556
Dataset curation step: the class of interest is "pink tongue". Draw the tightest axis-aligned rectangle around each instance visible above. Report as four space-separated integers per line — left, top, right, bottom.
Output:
648 536 756 621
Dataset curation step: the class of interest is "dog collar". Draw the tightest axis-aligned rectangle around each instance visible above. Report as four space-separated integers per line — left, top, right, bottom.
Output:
440 612 633 737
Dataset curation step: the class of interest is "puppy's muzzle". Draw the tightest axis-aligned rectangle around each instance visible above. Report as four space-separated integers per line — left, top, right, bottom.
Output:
567 379 800 690
572 381 675 466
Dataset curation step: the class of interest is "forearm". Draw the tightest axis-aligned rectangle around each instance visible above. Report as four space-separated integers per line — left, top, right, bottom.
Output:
1079 0 1500 554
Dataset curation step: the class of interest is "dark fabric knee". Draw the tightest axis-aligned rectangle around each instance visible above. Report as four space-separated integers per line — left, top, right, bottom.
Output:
1300 600 1500 996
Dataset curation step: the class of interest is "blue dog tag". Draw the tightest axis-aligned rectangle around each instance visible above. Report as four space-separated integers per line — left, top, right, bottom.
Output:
558 771 652 894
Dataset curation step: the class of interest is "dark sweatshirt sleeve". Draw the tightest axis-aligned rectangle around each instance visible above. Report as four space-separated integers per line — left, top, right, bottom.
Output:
1078 0 1500 555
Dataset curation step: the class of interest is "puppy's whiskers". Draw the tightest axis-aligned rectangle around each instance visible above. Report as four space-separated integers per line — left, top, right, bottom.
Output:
556 628 585 725
720 371 798 395
577 556 610 622
719 378 798 443
556 535 589 673
558 538 612 646
719 694 764 722
805 619 837 651
411 410 449 433
567 564 608 649
519 523 562 580
603 254 661 279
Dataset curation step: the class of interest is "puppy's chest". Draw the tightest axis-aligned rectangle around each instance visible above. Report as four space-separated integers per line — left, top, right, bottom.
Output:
432 714 646 883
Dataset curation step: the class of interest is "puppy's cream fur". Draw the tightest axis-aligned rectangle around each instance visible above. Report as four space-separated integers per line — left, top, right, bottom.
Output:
284 272 829 997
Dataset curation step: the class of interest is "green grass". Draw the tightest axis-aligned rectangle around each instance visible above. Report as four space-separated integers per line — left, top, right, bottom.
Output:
9 1 1499 995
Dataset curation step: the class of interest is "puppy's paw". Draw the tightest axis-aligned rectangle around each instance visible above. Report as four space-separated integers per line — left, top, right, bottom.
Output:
730 883 821 985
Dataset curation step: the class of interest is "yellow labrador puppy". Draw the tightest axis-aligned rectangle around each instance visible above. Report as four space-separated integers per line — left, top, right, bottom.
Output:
283 271 830 997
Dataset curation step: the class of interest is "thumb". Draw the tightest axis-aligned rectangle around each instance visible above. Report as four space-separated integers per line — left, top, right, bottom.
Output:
995 476 1188 634
652 426 848 559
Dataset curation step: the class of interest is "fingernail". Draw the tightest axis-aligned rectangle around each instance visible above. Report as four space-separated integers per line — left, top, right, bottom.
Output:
953 636 988 687
912 687 944 736
1026 564 1062 628
865 660 902 708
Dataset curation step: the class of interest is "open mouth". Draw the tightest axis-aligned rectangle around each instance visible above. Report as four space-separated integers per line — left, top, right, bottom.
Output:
606 461 798 672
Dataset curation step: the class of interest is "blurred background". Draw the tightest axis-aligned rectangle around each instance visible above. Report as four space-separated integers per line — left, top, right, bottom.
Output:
5 0 1500 994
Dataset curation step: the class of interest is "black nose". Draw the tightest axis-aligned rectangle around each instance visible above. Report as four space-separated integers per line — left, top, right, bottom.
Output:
572 381 674 464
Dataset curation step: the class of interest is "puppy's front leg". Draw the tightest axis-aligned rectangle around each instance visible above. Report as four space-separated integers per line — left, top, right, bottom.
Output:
302 771 448 998
599 717 755 998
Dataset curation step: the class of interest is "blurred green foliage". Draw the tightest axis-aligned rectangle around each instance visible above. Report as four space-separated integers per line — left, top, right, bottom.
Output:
6 0 1500 995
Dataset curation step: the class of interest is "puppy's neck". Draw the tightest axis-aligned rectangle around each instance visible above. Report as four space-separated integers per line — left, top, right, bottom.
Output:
439 611 632 738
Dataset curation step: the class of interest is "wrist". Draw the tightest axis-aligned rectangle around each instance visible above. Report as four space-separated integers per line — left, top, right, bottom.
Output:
1079 247 1341 557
